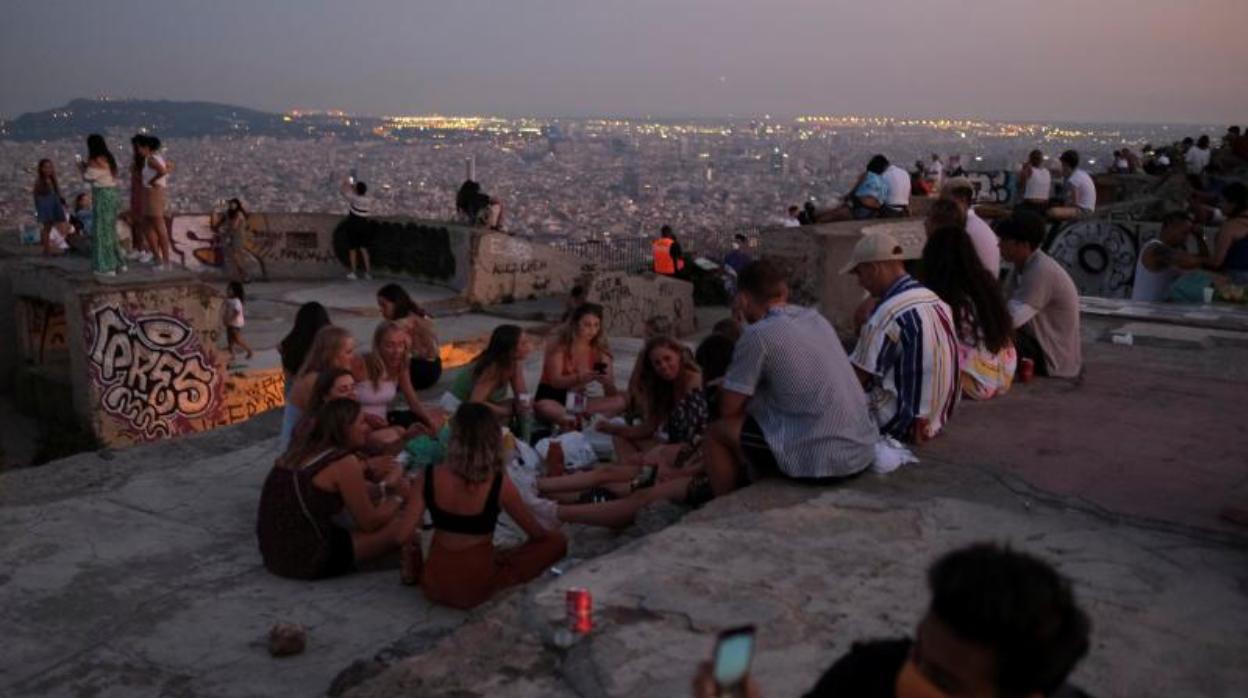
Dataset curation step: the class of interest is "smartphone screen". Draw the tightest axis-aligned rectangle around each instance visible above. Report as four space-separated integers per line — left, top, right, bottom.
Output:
713 626 755 689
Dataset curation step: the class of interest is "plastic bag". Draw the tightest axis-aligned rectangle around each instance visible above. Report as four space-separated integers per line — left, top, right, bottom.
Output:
534 432 599 471
870 436 919 474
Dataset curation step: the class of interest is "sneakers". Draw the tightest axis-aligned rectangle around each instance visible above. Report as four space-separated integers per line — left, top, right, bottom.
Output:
93 270 116 278
363 272 373 280
118 265 128 273
138 251 154 264
346 272 358 281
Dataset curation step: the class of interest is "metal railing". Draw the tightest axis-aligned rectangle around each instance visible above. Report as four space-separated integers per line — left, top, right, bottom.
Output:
539 226 766 271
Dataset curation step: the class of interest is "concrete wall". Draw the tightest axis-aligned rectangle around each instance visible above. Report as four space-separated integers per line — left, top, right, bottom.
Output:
586 272 696 338
466 232 584 305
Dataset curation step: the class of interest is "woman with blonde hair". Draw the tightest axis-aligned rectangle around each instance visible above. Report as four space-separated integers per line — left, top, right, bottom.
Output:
350 321 440 450
537 335 708 501
408 402 566 608
280 326 356 451
534 303 619 427
376 283 442 390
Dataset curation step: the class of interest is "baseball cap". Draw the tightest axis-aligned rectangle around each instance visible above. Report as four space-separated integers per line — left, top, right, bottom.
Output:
840 232 907 274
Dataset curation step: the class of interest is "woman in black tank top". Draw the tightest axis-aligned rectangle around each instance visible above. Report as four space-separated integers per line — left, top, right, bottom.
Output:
412 403 567 609
256 399 426 580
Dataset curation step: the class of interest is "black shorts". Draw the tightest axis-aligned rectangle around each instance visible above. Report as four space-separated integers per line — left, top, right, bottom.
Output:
534 382 568 407
346 214 372 249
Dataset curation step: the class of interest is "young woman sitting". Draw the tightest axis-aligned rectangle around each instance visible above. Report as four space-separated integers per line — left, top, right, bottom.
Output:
534 303 619 427
537 336 707 501
407 402 567 609
281 326 355 451
351 321 441 452
256 399 424 580
448 324 531 421
377 283 443 391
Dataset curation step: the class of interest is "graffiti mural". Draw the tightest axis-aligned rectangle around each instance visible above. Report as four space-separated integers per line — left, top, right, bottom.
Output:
588 273 695 338
18 298 68 364
1046 221 1140 298
965 170 1016 204
332 218 457 280
194 369 286 430
87 305 220 441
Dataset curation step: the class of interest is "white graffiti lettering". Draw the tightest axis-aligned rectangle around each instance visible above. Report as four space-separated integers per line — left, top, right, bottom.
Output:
88 306 218 440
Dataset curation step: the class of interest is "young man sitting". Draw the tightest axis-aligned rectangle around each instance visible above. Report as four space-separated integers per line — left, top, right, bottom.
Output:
1130 211 1210 302
1047 150 1097 221
693 543 1093 698
998 212 1083 379
844 232 960 443
702 260 880 498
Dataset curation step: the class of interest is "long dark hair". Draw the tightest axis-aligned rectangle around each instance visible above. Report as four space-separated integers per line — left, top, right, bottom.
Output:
279 398 360 469
279 302 332 376
556 302 612 360
130 134 146 173
33 159 59 196
377 283 427 319
472 324 523 381
635 335 700 425
308 368 353 414
921 225 1013 353
86 134 117 176
227 197 247 220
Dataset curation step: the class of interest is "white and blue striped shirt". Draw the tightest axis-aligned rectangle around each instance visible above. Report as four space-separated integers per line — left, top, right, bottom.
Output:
723 305 879 478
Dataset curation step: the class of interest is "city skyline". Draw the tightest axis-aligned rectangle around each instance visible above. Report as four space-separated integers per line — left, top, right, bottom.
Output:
2 0 1245 124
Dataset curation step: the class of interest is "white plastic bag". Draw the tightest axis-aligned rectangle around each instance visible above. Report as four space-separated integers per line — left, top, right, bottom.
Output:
870 436 919 474
438 391 462 413
535 432 599 471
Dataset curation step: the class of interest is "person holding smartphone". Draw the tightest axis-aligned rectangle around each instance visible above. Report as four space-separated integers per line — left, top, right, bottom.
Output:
533 303 620 428
691 543 1091 698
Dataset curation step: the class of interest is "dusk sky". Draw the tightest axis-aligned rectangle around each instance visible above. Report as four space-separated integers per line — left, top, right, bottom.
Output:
2 0 1245 124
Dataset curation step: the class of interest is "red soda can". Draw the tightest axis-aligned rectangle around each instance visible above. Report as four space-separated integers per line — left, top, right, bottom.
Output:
566 588 592 634
1019 358 1035 384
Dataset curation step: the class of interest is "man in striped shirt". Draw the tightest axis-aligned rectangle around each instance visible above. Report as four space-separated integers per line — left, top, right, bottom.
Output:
703 260 880 497
844 232 959 443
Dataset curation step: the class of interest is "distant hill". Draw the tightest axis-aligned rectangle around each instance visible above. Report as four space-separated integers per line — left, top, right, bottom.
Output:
0 98 380 141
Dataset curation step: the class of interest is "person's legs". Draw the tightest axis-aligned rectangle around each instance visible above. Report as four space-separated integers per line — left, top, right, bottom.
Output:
1013 327 1050 378
1047 206 1079 221
704 416 747 496
232 327 253 359
489 530 567 593
534 399 575 428
348 248 359 276
360 247 372 276
538 465 639 495
556 477 692 528
150 216 172 266
350 492 425 561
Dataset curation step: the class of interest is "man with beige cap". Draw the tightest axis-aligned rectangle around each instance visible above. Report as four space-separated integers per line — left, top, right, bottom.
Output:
843 232 960 443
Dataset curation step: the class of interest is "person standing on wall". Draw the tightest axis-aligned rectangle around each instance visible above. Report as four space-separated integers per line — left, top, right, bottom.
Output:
341 176 373 280
138 135 174 271
78 134 127 277
653 225 685 276
127 135 151 263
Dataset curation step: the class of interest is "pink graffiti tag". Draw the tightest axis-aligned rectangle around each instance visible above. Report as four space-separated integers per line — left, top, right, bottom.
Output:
88 306 218 440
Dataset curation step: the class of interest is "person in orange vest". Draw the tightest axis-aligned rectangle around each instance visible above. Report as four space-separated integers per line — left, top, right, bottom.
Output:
652 225 685 276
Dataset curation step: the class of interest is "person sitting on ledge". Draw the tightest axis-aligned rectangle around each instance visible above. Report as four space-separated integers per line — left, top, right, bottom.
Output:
845 233 960 443
411 403 568 609
691 542 1093 698
700 260 880 498
922 226 1017 401
257 399 424 581
534 303 620 428
449 324 532 422
998 212 1083 379
1047 150 1097 221
942 177 1001 278
881 158 912 218
831 154 892 221
350 322 440 452
537 336 707 502
1018 149 1053 216
1130 211 1210 302
1206 182 1248 285
282 325 356 452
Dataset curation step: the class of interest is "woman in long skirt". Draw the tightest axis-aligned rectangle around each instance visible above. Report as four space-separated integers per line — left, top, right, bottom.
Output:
79 134 126 276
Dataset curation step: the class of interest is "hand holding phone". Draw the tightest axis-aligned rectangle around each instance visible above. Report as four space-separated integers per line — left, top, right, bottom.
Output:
712 626 756 696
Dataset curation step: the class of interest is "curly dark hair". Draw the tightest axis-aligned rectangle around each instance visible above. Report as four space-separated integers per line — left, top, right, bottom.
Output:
921 226 1013 353
928 543 1091 697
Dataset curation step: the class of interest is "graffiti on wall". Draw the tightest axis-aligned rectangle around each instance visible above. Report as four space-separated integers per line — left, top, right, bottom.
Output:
1046 221 1140 298
87 305 220 441
19 298 68 363
333 219 457 280
589 273 693 338
965 171 1016 204
194 369 286 430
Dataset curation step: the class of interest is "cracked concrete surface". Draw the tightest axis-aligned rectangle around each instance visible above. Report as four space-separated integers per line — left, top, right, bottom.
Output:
2 316 1246 697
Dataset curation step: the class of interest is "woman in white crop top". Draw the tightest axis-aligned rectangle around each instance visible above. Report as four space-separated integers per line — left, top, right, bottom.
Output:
1019 150 1052 208
137 135 174 270
350 321 442 453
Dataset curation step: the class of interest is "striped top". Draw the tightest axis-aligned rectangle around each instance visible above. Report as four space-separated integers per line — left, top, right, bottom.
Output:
344 191 371 217
850 275 959 442
722 305 878 479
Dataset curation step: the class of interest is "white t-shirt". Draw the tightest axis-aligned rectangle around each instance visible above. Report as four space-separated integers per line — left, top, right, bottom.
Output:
344 191 371 217
966 208 1001 276
1022 166 1051 201
224 298 245 328
1185 146 1210 174
1066 169 1096 212
927 160 944 179
882 165 912 207
142 155 168 188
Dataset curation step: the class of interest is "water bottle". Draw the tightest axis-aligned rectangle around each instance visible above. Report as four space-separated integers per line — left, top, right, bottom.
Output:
517 392 535 445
